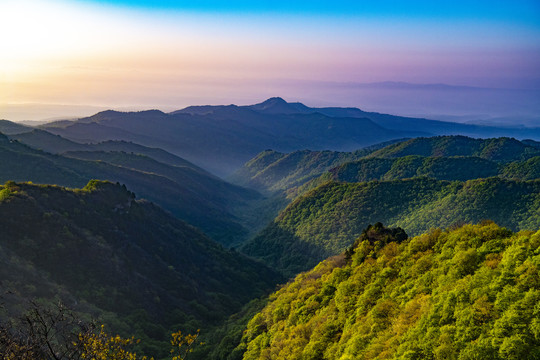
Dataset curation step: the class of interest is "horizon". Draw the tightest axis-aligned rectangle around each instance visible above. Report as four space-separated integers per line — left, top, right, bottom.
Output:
3 88 540 127
1 0 539 123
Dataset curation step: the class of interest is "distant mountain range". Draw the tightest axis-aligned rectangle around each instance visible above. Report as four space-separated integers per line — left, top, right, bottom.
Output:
23 97 538 176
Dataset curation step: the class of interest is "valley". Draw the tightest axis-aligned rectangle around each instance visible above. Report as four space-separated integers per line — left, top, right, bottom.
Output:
1 99 539 359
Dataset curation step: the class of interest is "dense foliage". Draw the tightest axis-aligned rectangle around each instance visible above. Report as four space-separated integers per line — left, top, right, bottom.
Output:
237 223 540 360
330 156 497 182
500 156 540 180
368 135 540 161
232 136 540 197
327 155 540 183
0 180 282 358
2 115 540 359
242 177 540 275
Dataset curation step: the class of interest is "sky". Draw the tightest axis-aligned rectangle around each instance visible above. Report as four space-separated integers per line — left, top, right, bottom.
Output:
1 0 539 121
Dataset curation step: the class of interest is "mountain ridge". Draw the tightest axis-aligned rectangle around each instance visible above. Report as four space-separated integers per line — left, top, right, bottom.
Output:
40 99 425 176
232 136 540 195
242 176 540 275
0 132 257 244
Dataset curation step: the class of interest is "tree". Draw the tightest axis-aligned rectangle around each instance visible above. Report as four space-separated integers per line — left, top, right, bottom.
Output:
0 300 200 360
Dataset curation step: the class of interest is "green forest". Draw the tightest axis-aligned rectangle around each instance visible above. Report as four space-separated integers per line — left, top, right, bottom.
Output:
0 133 259 245
1 128 539 359
242 177 540 275
0 180 281 359
237 222 540 360
233 136 540 195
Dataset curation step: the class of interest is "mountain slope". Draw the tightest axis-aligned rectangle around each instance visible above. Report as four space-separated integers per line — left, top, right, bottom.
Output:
237 222 540 360
522 139 540 149
0 180 282 358
247 97 312 114
63 150 257 213
500 156 540 180
295 155 540 200
242 177 540 275
329 156 497 182
329 155 540 183
231 136 539 195
230 139 405 193
229 150 363 194
0 119 33 135
10 129 203 171
0 133 257 244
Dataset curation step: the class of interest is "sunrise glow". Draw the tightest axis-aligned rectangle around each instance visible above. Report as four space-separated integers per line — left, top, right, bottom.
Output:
1 0 539 120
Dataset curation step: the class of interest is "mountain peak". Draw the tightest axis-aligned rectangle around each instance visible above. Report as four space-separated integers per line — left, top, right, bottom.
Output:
248 97 311 114
262 97 288 105
252 97 289 110
94 109 121 117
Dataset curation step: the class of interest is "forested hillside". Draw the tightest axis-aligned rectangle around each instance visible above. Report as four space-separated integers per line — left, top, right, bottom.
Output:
242 177 540 275
229 149 360 194
0 133 257 244
232 136 540 195
229 140 403 193
236 222 540 360
326 155 540 183
2 105 540 360
0 180 282 358
10 129 203 171
368 136 540 161
500 156 540 180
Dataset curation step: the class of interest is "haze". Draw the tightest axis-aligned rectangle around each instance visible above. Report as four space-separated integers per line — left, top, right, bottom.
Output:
1 0 539 123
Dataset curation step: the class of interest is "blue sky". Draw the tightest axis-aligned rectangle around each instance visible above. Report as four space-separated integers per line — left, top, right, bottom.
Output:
82 0 540 24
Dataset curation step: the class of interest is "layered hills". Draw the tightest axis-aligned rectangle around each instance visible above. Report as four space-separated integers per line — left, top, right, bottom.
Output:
10 128 202 170
0 119 32 135
326 154 540 183
0 180 282 358
233 136 540 194
236 222 540 360
242 177 540 276
229 139 404 194
35 98 540 176
2 99 540 359
40 106 414 176
0 133 256 244
367 136 540 161
233 135 540 276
